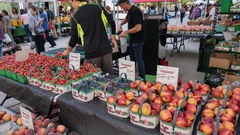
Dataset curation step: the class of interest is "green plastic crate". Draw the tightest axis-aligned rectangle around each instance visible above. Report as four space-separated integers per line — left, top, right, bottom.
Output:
216 25 227 32
11 72 18 81
17 75 28 83
235 25 240 31
5 71 12 78
145 75 156 83
0 69 6 76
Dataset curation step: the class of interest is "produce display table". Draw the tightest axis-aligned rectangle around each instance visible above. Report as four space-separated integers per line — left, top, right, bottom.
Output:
166 33 209 56
57 92 160 135
0 76 57 115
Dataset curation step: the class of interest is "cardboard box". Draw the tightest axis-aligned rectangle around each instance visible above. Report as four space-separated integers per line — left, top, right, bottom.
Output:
209 53 234 69
222 75 240 90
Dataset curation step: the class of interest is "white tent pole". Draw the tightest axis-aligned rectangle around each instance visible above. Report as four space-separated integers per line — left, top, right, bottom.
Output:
117 5 119 26
163 0 166 19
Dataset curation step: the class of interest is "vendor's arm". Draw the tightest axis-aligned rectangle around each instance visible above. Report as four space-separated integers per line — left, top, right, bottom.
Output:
62 17 79 57
118 18 128 32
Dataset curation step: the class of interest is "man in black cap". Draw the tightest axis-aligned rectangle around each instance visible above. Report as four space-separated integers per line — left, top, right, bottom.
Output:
117 0 145 79
62 0 117 74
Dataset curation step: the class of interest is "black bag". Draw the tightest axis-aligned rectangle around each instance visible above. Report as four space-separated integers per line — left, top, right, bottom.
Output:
33 16 45 35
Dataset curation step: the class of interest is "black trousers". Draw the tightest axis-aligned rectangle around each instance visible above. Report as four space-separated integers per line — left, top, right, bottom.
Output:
45 30 56 46
33 35 45 54
180 13 185 23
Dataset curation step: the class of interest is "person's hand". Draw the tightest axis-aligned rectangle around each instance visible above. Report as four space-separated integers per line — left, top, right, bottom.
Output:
117 25 123 33
62 49 70 57
119 31 127 37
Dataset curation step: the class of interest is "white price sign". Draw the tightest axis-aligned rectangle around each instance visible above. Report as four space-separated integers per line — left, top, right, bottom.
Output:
69 52 81 70
20 106 34 130
156 65 179 89
119 59 135 81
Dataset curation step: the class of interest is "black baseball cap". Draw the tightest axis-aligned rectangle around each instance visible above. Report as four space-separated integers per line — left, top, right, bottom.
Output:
116 0 129 6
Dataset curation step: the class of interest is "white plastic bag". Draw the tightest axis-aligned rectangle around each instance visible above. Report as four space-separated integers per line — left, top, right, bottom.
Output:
158 42 166 59
3 34 12 44
120 37 128 53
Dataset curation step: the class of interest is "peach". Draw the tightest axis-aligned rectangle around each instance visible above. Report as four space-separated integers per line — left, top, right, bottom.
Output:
200 89 208 95
140 93 148 98
146 81 153 88
188 92 194 98
178 111 184 117
37 128 46 135
125 91 135 101
131 104 139 113
205 103 218 110
222 88 233 97
219 99 230 106
194 91 202 97
117 98 126 106
176 117 188 127
135 97 143 104
7 130 12 135
209 99 219 105
233 93 240 101
195 83 202 91
167 84 175 91
185 111 195 121
219 128 234 135
126 100 131 105
233 88 240 94
42 118 51 128
154 97 163 105
167 106 176 115
186 104 197 114
31 113 37 119
163 94 172 103
175 91 184 99
187 98 197 105
17 128 26 135
11 115 19 122
17 118 23 125
117 93 125 99
202 109 214 118
182 83 192 89
0 111 6 115
151 102 161 111
56 125 66 133
199 123 214 135
151 110 158 115
159 109 172 122
214 107 225 116
25 129 34 135
230 98 239 106
202 117 214 124
34 119 42 126
149 93 157 101
187 119 192 127
48 126 56 132
188 80 194 87
140 84 148 92
3 114 11 121
160 90 171 97
130 82 138 89
141 103 152 115
212 89 223 98
225 109 236 118
177 99 187 107
107 96 115 104
222 122 235 132
227 104 239 113
221 114 234 123
201 84 210 91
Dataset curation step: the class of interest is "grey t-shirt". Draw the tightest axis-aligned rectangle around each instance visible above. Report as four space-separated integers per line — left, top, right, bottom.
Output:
2 16 12 29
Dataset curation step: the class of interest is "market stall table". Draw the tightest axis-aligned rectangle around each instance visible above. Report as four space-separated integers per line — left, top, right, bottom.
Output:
57 92 160 135
0 76 57 115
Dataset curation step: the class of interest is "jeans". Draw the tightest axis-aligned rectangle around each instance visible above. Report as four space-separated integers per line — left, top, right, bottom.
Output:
180 13 185 23
33 35 45 54
129 42 145 79
24 24 33 42
0 40 2 58
45 30 56 46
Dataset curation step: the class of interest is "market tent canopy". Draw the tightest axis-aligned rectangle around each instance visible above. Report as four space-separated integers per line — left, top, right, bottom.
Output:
133 0 177 2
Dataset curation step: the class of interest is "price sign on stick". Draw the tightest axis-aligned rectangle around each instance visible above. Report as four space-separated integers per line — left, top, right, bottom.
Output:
15 50 30 62
20 106 34 130
156 65 179 89
119 59 135 81
69 52 81 70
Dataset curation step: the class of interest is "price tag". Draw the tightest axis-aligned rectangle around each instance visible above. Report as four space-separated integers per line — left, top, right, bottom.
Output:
20 106 34 130
156 65 179 89
15 50 30 62
69 52 81 70
119 59 135 81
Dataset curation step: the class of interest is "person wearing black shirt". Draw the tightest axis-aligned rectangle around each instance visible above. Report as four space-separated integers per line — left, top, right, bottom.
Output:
117 0 145 79
62 0 117 75
44 7 54 23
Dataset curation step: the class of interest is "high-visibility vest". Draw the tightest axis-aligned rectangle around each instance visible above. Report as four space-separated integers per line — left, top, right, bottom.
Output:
72 2 109 46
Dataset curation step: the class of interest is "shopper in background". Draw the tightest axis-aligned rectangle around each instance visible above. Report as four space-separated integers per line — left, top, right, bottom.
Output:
105 6 113 17
207 4 216 21
192 4 201 20
20 9 32 43
0 25 4 57
148 5 156 15
59 6 66 17
38 7 56 48
10 7 20 21
117 0 145 79
1 10 14 44
199 3 205 17
188 4 195 20
28 6 45 54
62 0 117 75
44 7 54 23
180 5 186 24
174 4 178 18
